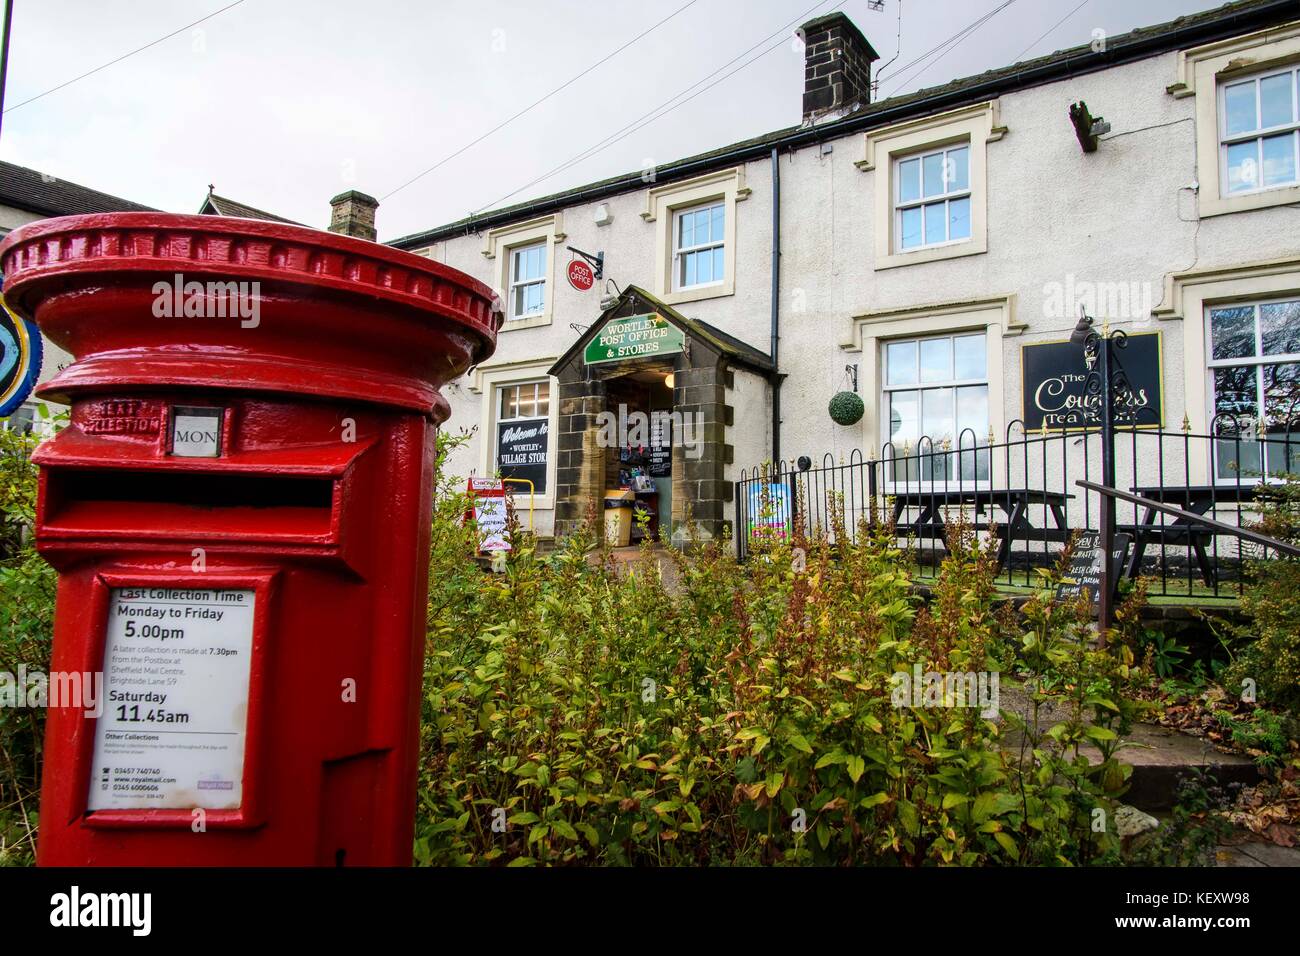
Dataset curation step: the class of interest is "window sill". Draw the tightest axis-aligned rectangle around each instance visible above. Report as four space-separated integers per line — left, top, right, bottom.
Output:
502 491 555 512
660 282 733 306
1200 182 1300 218
500 313 552 331
875 238 985 271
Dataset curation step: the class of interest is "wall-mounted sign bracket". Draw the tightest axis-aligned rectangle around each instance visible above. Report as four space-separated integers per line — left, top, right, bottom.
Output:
566 246 604 280
1068 101 1110 153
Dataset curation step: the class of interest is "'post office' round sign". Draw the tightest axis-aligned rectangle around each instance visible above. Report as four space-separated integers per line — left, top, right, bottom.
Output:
567 259 595 292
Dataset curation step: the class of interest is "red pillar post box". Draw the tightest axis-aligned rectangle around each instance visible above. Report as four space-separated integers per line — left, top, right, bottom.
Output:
0 213 499 866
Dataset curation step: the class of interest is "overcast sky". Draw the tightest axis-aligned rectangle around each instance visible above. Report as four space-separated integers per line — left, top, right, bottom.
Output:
2 0 1228 241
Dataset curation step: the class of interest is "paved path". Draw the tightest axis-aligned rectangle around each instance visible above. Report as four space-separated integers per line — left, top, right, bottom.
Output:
1215 838 1300 866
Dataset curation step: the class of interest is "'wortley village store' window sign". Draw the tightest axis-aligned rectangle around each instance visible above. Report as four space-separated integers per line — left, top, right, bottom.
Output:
498 419 549 495
1020 332 1164 430
584 313 685 365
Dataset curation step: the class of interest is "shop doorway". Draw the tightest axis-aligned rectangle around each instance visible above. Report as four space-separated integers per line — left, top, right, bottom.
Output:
549 284 774 545
603 365 674 545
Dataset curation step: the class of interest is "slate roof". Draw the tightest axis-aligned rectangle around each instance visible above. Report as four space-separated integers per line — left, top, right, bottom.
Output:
0 161 156 217
199 191 303 225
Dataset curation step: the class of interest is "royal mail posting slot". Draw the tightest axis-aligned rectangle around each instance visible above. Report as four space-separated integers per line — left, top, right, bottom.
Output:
0 213 500 866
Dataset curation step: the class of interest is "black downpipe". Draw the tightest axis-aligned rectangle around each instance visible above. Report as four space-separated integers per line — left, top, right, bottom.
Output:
770 146 781 464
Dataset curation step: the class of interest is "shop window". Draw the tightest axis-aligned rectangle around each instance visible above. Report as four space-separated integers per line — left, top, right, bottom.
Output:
1206 298 1300 480
495 380 550 495
508 242 546 320
1219 65 1300 196
894 144 971 252
882 331 989 483
672 201 725 291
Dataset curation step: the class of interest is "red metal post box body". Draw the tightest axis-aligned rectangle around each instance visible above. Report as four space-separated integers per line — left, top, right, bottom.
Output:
0 214 498 865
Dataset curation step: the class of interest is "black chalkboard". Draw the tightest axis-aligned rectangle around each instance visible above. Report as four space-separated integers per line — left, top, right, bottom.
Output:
1022 333 1163 431
496 420 549 495
1057 532 1132 604
648 413 672 478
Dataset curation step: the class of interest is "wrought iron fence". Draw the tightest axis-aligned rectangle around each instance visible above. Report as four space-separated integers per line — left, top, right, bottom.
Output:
735 414 1298 603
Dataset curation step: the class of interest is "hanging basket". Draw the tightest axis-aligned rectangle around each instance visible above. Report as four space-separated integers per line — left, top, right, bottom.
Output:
828 390 864 426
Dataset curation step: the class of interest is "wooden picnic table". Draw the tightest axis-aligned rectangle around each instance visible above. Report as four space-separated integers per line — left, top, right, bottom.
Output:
1123 483 1259 585
889 487 1073 567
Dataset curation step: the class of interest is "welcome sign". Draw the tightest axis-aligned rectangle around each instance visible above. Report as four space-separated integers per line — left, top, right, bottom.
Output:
1021 332 1163 431
584 313 685 365
496 419 548 494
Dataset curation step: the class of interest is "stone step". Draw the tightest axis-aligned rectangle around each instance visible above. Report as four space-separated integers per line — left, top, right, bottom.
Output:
998 685 1264 810
1105 721 1263 811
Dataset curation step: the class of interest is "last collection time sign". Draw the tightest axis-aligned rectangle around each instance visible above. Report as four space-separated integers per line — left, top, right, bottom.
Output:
87 587 256 812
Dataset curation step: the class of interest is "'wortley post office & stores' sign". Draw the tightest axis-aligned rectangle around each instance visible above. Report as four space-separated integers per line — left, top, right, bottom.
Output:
584 313 685 365
1021 332 1163 431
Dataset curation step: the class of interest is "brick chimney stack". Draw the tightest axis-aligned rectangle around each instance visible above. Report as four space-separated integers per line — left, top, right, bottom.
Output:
328 190 379 242
801 13 880 125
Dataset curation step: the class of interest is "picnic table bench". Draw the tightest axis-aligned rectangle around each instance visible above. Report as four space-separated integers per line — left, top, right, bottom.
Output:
888 487 1073 567
1122 483 1259 585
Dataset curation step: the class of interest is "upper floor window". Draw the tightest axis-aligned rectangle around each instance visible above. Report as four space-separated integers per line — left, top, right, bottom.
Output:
483 215 560 329
894 144 970 252
644 166 747 304
1220 65 1300 196
863 101 1001 268
672 201 725 291
508 242 546 320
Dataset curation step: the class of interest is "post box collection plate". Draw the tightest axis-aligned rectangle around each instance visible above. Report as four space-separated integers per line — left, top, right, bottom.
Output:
169 405 224 458
88 587 255 812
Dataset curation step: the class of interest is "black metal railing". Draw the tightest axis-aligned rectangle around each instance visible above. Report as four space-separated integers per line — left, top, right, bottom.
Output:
735 415 1298 603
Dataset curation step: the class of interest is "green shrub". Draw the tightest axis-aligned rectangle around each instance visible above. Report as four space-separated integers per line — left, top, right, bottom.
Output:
1228 476 1300 716
0 424 56 866
416 477 1140 866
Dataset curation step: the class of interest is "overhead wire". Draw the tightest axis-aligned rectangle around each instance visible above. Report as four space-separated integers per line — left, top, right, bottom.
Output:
875 0 1016 97
3 0 248 114
380 0 703 202
472 0 840 216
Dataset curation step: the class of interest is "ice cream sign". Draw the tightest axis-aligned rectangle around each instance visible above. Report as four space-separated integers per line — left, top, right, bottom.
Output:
584 313 685 365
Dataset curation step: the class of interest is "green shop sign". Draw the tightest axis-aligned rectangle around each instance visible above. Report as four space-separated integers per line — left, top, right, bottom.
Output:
584 313 685 365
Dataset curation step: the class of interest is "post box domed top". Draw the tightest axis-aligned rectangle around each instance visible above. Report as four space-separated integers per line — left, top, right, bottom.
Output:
0 213 502 417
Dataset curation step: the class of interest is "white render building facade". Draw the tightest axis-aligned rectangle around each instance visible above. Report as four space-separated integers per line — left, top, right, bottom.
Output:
389 1 1300 546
